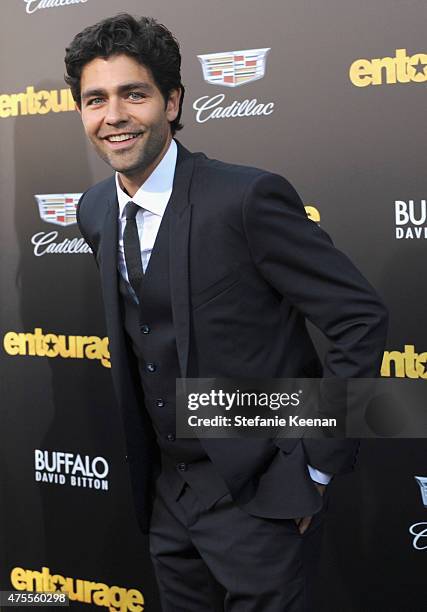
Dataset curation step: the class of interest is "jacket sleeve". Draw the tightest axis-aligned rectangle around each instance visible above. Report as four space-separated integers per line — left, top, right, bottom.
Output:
242 172 389 474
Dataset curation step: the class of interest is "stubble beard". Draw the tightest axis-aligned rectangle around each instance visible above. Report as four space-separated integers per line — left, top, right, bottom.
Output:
94 124 169 179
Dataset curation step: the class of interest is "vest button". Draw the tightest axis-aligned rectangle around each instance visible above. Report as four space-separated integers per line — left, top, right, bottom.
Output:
166 433 175 442
177 462 187 472
140 324 150 334
146 362 156 373
156 399 165 407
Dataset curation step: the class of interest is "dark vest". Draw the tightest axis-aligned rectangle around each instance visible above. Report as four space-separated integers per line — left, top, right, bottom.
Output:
118 203 228 506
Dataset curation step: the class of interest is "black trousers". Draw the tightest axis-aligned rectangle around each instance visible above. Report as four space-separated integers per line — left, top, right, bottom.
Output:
149 473 327 611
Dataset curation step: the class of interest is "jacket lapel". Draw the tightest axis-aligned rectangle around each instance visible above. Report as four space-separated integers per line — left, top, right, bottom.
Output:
99 191 121 344
168 141 196 378
98 141 196 379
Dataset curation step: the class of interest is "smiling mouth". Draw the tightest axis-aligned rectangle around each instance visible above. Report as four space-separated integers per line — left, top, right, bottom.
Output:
104 132 142 143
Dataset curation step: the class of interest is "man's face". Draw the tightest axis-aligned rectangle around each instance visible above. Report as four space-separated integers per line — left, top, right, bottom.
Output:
78 54 180 180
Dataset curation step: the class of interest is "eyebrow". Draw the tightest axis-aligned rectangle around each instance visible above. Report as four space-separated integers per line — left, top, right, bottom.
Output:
81 81 155 101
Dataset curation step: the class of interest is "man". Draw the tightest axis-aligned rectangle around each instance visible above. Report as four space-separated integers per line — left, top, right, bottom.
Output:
65 14 388 611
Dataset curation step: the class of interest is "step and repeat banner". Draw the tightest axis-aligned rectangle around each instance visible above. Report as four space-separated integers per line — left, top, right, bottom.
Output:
1 1 426 610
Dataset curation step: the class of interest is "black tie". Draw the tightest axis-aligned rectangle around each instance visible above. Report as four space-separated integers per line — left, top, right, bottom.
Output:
123 201 144 297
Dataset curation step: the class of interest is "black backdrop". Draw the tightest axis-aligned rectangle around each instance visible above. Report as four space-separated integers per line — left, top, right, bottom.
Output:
1 1 427 610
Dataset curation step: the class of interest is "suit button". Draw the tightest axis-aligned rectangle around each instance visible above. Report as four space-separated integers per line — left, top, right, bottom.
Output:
146 362 156 373
167 433 175 442
177 462 187 472
140 324 150 334
125 455 129 462
156 399 165 407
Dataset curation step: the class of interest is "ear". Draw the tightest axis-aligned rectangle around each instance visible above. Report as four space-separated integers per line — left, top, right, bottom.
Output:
166 88 181 123
75 102 82 116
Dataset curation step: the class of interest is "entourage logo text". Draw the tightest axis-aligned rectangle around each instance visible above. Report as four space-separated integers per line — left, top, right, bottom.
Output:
305 205 320 223
349 48 427 87
35 449 109 491
24 0 88 15
0 86 74 118
194 48 275 123
381 345 427 379
3 328 111 369
10 565 144 611
395 200 427 239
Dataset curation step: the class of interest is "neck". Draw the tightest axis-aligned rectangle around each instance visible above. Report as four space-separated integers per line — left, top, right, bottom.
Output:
118 135 173 197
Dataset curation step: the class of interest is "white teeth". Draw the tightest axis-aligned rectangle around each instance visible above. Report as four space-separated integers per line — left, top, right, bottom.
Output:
107 133 139 142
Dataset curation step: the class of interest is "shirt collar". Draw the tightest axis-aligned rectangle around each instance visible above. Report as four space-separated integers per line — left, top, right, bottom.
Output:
115 139 177 218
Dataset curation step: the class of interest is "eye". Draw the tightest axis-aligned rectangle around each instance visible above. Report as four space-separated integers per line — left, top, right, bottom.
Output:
128 92 145 101
87 97 104 106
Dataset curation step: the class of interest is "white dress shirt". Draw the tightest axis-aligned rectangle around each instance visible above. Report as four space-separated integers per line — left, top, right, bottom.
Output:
115 138 331 486
116 138 178 286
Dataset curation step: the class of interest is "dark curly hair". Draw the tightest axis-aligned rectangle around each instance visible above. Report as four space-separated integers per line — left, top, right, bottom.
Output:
64 13 185 134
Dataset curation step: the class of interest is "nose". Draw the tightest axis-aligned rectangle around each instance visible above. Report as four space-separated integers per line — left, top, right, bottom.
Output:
104 97 128 126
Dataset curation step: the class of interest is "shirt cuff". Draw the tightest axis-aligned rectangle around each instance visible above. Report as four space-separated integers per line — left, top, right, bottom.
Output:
307 464 332 485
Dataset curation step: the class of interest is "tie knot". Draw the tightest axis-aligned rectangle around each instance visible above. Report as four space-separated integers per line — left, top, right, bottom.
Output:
125 201 140 220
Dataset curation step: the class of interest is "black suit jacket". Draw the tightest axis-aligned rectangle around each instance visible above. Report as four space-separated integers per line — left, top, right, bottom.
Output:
77 141 388 533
